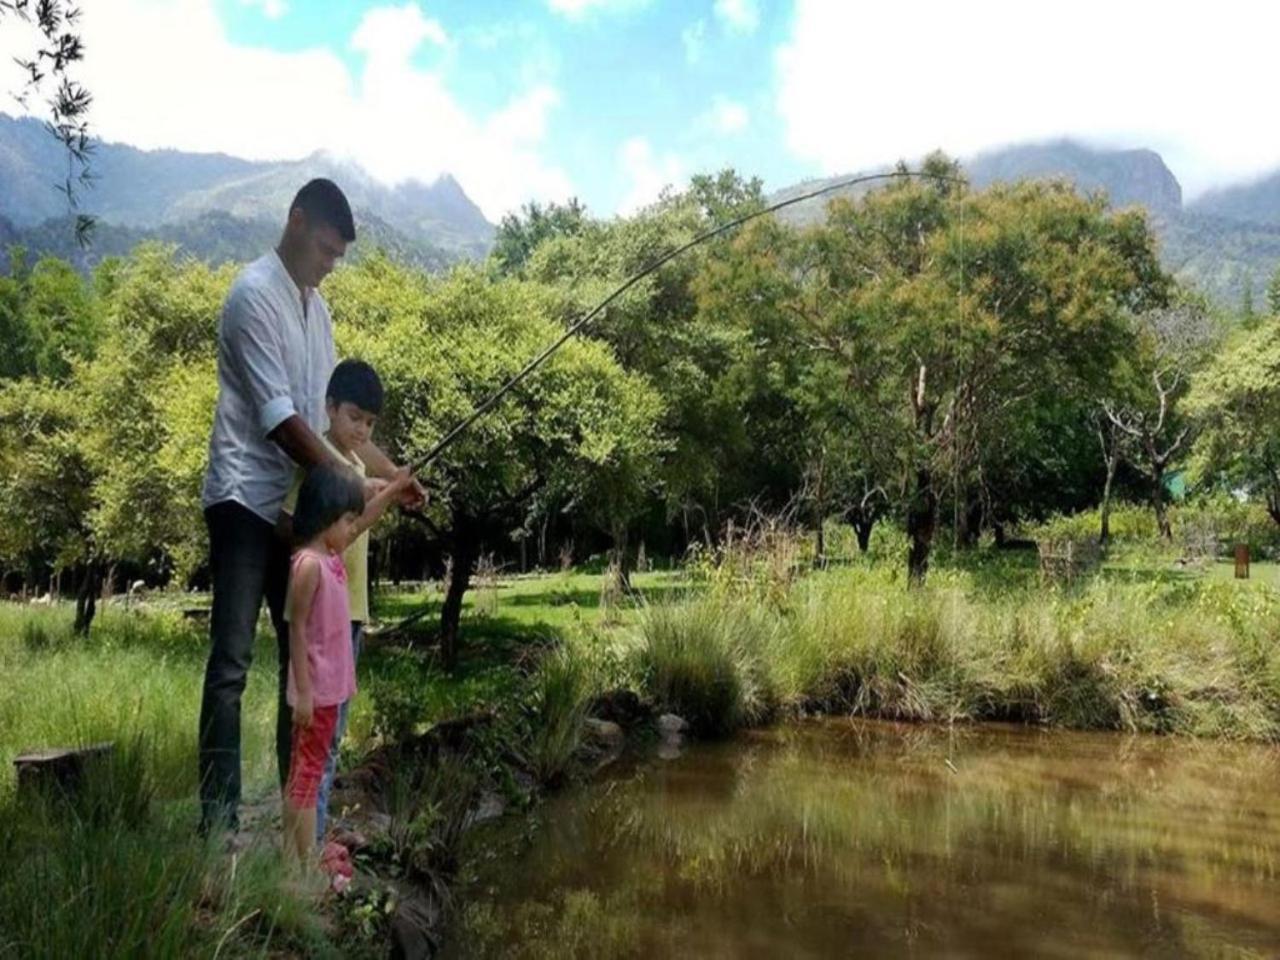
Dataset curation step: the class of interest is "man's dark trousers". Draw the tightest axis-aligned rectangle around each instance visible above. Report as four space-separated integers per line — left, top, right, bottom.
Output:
198 500 292 831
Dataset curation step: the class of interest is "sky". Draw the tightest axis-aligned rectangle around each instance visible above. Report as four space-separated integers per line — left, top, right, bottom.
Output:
4 0 1279 221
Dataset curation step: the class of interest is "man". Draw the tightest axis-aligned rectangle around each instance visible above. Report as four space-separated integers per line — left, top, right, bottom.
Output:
198 178 419 833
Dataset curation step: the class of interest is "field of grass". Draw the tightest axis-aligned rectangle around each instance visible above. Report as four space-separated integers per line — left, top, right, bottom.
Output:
4 544 1280 957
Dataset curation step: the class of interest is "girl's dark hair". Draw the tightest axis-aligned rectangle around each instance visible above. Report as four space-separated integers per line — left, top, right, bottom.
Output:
293 463 364 544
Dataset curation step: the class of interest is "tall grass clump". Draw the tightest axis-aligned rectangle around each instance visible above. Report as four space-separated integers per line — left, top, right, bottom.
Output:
522 644 596 784
782 569 981 723
636 595 780 737
1 604 281 796
0 735 328 959
644 557 1280 743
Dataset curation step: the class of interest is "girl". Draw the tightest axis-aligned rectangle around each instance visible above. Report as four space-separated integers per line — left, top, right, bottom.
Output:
282 462 408 870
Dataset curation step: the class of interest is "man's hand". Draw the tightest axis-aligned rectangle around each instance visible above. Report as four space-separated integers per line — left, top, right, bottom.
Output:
293 693 314 729
399 476 428 510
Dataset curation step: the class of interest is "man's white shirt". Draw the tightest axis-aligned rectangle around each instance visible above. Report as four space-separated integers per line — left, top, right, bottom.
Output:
202 250 336 523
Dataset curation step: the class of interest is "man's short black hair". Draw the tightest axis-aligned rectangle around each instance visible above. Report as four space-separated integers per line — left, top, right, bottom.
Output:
293 462 364 544
327 358 384 415
291 178 356 242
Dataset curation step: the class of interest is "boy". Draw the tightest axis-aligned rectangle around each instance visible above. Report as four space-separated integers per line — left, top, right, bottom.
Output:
280 358 388 843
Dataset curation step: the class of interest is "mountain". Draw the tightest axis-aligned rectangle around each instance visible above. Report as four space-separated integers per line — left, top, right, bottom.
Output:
0 113 494 271
966 141 1182 216
771 140 1280 308
1188 171 1280 226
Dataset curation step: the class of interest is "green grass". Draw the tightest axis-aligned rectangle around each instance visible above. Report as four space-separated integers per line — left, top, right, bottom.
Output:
633 561 1280 741
5 550 1280 956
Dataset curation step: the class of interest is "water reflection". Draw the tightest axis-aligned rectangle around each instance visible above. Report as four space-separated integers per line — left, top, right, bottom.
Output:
449 720 1280 958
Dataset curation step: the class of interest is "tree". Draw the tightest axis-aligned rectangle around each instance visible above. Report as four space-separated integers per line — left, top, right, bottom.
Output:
1093 409 1125 544
491 198 589 277
1268 264 1280 317
699 157 1168 581
1105 302 1217 539
1186 320 1280 526
0 376 95 616
525 173 765 552
330 259 663 670
0 245 229 630
80 246 230 587
1241 276 1256 324
2 0 94 240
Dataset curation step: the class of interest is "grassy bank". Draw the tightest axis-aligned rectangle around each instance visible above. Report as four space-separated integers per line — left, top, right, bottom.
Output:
635 560 1280 741
0 573 658 957
4 552 1279 955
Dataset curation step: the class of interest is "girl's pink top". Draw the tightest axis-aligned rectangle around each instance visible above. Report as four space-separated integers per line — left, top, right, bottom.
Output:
286 547 356 708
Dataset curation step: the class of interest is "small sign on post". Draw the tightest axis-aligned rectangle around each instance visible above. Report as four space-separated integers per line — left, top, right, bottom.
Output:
1234 543 1250 580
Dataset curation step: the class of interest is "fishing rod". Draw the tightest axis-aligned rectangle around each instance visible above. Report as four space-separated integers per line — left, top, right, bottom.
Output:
410 168 966 473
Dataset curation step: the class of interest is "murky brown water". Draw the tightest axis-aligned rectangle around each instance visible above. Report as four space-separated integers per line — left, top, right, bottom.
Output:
449 720 1280 958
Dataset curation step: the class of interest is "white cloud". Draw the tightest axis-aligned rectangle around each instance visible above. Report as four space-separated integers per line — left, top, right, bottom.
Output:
702 96 749 135
239 0 287 20
0 0 571 219
616 136 685 215
351 4 448 56
776 0 1280 198
682 19 707 64
714 0 758 34
547 0 646 19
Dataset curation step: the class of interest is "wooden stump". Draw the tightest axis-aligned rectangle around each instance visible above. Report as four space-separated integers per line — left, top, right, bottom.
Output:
14 742 114 796
1234 544 1250 580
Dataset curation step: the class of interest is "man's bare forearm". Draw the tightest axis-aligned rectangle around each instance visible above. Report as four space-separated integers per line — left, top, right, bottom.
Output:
269 415 339 470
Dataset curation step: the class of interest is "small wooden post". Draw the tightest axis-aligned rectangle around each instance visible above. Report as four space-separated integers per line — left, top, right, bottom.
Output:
1234 544 1250 580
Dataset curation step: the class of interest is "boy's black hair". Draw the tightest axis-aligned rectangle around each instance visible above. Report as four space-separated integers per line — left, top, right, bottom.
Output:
293 463 364 544
290 178 356 242
327 358 384 415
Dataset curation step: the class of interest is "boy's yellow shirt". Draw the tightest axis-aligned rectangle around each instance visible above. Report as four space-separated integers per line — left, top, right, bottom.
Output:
282 435 370 623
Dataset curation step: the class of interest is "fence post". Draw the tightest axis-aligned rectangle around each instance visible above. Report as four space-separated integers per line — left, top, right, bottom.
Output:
1234 544 1250 580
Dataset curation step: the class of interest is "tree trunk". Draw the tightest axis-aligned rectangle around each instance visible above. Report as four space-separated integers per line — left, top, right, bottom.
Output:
906 467 936 585
958 494 983 549
1268 486 1280 527
853 516 874 553
74 560 102 635
1151 466 1172 540
439 518 477 673
610 519 632 591
1099 455 1117 545
811 452 827 568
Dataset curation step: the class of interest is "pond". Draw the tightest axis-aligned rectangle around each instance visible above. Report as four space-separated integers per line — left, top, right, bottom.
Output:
448 719 1280 958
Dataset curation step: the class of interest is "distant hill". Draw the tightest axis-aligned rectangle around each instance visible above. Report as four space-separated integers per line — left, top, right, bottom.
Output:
0 113 494 271
1188 170 1280 226
771 140 1280 309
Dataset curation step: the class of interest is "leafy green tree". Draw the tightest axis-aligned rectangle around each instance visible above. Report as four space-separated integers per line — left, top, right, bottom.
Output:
330 259 663 669
700 157 1168 580
0 376 95 617
491 198 589 276
81 245 230 586
0 245 229 631
1268 264 1280 317
2 0 94 238
1105 301 1218 539
526 170 770 552
1186 320 1280 525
